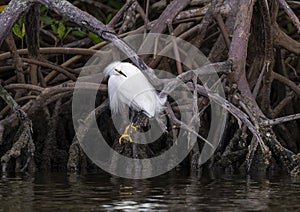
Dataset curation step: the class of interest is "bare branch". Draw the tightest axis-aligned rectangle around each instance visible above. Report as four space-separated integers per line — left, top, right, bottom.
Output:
277 0 300 33
228 0 255 99
273 72 300 97
107 0 135 29
273 24 300 54
263 113 300 126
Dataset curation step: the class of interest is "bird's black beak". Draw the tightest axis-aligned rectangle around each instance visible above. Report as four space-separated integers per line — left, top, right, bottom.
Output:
119 71 127 77
115 68 127 77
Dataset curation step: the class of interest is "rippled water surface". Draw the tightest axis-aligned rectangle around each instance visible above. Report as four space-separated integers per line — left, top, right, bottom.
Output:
0 170 300 211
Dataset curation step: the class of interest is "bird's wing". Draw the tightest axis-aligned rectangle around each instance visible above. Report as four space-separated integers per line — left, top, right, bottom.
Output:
130 91 158 117
117 73 164 117
108 75 126 114
108 64 165 117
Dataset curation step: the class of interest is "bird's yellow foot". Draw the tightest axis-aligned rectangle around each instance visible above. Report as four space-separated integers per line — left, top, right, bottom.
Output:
119 123 137 144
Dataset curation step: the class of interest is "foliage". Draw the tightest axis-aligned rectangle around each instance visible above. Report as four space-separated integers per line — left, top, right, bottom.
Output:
12 18 25 39
107 0 122 9
0 5 6 12
40 4 103 43
88 32 103 44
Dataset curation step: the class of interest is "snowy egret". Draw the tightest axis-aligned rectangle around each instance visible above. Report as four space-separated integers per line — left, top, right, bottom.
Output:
104 61 165 143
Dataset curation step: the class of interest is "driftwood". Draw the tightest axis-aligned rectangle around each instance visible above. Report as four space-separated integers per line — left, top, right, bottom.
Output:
0 0 300 175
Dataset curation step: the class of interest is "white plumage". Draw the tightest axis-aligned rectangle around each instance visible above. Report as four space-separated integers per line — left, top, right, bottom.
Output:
104 61 165 118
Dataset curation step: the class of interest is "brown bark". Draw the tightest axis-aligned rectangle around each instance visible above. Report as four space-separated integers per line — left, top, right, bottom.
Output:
0 0 299 175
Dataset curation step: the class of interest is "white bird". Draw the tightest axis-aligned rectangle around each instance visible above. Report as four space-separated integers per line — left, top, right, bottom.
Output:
104 61 166 143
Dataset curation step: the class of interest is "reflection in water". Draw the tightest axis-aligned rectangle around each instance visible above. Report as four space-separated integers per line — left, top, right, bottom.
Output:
0 170 300 211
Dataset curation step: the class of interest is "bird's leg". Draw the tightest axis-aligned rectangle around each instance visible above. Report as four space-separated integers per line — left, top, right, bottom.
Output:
118 123 137 144
118 110 140 144
131 110 142 127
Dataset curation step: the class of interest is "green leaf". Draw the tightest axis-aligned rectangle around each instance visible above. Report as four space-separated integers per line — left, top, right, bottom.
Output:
40 15 53 25
0 5 7 12
12 18 25 39
62 27 72 39
12 24 22 39
21 23 25 38
40 5 48 13
88 32 103 44
287 22 295 32
71 30 86 38
57 20 66 39
51 23 58 34
105 13 113 24
108 0 122 9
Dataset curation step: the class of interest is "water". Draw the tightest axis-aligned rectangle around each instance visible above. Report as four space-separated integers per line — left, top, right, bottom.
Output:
0 169 300 211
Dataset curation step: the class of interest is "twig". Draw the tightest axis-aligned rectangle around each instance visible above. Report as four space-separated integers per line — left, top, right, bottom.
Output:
167 20 183 74
0 66 15 73
208 8 236 62
68 99 109 172
139 0 190 55
262 113 300 126
0 47 97 61
5 33 26 87
150 0 190 34
41 99 61 171
273 72 300 97
0 95 37 118
118 2 137 34
144 0 150 34
252 63 266 98
175 5 209 21
166 103 214 148
25 3 40 85
0 84 34 173
44 43 108 83
0 0 33 46
214 14 231 49
134 2 148 27
246 136 260 172
277 0 300 33
107 0 135 29
21 58 77 81
150 12 213 69
259 0 273 115
74 100 109 143
273 23 300 54
4 83 44 92
159 61 231 100
0 85 28 121
73 0 116 13
270 91 295 117
43 91 72 107
228 0 256 100
190 5 213 49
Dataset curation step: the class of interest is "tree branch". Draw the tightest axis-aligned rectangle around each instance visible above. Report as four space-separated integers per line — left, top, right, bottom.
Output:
276 0 300 33
263 113 300 126
0 0 32 46
228 0 256 99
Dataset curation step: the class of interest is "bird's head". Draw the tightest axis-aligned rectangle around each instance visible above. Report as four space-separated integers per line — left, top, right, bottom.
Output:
104 61 127 78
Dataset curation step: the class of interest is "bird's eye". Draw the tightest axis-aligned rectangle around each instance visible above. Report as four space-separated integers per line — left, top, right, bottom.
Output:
115 68 127 77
